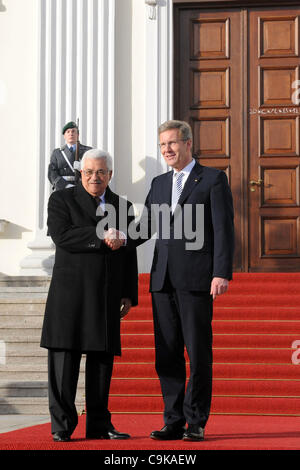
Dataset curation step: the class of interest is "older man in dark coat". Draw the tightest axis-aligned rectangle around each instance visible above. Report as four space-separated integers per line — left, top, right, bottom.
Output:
41 149 138 442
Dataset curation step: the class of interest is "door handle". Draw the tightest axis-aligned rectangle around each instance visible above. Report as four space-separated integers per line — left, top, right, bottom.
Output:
249 179 263 192
249 179 263 185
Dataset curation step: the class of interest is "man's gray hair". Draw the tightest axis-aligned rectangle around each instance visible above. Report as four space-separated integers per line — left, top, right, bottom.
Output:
158 120 193 142
81 149 113 171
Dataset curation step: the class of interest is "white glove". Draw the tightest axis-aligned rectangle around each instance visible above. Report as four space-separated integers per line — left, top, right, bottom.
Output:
73 161 81 171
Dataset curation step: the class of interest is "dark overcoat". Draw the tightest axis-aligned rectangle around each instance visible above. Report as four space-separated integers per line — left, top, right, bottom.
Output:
40 183 138 355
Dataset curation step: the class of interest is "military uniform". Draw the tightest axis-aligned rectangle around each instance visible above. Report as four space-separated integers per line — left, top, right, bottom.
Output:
48 143 91 190
48 121 92 191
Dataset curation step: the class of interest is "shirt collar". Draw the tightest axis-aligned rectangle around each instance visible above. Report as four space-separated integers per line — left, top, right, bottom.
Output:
97 189 106 202
173 159 195 177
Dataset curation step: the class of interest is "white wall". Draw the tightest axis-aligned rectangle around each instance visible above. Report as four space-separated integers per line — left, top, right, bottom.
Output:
0 0 38 275
0 0 164 276
114 0 147 204
115 0 151 273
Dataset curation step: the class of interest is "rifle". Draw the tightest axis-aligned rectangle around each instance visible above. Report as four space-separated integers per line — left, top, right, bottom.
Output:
74 118 81 184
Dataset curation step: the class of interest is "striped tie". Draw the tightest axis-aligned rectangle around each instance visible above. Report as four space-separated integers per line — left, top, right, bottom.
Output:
173 171 184 212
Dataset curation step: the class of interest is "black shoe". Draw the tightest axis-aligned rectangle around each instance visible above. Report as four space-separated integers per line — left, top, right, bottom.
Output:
182 424 205 441
86 428 130 440
52 431 71 442
150 424 185 440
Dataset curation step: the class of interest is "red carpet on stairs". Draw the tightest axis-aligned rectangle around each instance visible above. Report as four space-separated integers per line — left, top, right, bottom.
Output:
111 272 300 418
1 272 300 451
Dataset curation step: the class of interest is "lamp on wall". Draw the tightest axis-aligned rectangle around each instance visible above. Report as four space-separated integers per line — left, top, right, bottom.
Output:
145 0 158 20
0 1 6 12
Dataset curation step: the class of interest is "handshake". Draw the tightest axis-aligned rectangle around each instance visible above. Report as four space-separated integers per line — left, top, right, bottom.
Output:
103 228 126 251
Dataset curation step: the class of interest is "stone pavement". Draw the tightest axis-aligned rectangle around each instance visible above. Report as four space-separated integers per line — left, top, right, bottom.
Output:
0 415 50 434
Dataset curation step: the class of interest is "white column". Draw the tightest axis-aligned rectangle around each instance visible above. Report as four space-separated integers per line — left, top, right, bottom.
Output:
20 0 116 275
141 0 174 272
144 0 173 189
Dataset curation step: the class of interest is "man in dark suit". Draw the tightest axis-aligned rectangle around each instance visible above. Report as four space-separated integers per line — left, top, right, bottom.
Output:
48 121 92 191
41 149 138 442
138 120 234 441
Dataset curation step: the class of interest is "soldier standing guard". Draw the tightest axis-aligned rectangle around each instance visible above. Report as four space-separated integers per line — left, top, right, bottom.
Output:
48 121 92 191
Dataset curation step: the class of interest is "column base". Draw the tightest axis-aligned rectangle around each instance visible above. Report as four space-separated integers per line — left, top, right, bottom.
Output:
19 230 55 276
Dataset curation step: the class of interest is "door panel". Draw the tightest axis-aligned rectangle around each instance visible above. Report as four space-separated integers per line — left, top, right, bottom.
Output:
175 8 244 271
175 4 300 272
248 8 300 271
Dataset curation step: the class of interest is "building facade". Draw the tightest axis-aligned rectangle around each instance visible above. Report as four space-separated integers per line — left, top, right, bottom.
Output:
0 0 299 276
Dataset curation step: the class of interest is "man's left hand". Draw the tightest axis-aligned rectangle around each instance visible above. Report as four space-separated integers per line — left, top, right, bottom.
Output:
120 298 132 318
210 277 229 300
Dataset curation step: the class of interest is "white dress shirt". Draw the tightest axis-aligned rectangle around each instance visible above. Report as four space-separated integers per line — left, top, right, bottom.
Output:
171 159 195 213
95 190 106 213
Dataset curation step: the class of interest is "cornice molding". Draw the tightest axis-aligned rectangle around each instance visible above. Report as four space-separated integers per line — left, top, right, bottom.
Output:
173 0 300 7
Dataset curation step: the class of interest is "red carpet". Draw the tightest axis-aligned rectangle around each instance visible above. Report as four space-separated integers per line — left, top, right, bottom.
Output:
112 273 300 417
1 272 300 451
1 414 300 450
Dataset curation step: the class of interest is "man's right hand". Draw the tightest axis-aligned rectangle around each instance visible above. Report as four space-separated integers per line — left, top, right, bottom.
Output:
104 228 125 251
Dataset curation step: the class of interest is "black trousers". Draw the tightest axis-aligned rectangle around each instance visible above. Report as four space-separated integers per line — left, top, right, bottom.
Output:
151 273 213 429
48 349 114 436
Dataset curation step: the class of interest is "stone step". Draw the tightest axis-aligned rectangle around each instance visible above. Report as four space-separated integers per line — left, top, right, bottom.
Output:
0 338 44 364
0 276 51 288
0 380 48 397
0 281 77 415
0 370 49 381
0 316 44 328
2 342 46 357
3 355 47 365
0 363 86 372
1 338 46 364
0 304 46 314
0 296 46 314
0 363 87 381
0 335 41 343
0 397 85 415
0 292 48 300
0 380 85 397
0 308 44 316
0 329 43 338
0 287 49 293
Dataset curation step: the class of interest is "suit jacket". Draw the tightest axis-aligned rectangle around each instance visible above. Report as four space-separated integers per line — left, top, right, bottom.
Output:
48 143 92 191
139 161 234 292
40 183 138 354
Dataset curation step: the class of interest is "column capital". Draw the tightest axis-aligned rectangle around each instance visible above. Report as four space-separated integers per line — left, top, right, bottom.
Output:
145 0 158 20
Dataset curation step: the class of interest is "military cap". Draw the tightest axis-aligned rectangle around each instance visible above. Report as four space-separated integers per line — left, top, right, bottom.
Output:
62 121 78 135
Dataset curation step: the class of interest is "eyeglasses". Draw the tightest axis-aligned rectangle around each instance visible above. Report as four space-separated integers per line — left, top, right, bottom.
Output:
158 139 187 150
82 169 110 177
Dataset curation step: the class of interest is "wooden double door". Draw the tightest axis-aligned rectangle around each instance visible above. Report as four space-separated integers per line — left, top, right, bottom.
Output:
174 4 300 272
